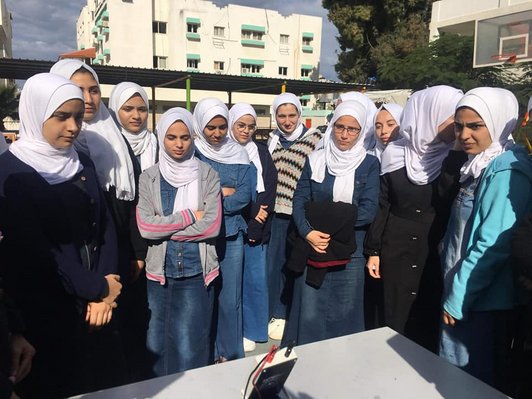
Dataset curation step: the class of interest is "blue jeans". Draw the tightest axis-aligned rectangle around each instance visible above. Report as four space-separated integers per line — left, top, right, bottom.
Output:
146 275 214 377
243 242 269 342
267 215 292 319
439 310 514 390
215 232 245 360
284 251 365 346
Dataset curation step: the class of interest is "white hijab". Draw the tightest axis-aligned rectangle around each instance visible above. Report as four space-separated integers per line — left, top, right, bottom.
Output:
50 59 136 200
228 103 265 193
339 91 378 152
9 73 83 185
309 101 368 204
373 103 404 160
156 107 199 212
193 97 249 165
401 85 463 185
268 93 305 153
458 87 517 182
109 82 157 171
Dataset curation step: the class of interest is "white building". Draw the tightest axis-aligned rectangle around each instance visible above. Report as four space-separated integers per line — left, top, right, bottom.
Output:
430 0 532 68
0 0 11 60
75 0 323 128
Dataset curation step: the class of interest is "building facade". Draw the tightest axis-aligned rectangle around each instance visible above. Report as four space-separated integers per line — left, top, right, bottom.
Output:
430 0 532 68
76 0 323 128
77 0 322 80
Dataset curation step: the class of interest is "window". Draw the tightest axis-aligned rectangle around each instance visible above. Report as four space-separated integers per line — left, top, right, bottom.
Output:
241 63 263 74
301 68 311 77
302 37 312 46
242 30 263 40
187 59 199 69
214 61 225 71
280 34 289 45
152 21 167 34
300 99 309 107
187 23 198 33
153 56 167 69
278 66 287 76
214 26 225 38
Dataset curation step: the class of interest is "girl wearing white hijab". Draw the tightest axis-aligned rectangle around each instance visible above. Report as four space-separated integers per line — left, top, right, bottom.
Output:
266 92 322 340
50 59 148 382
338 91 378 153
109 82 157 171
193 98 252 361
136 107 222 376
364 85 464 353
228 103 278 352
0 73 125 397
373 103 403 161
439 88 532 391
285 100 379 345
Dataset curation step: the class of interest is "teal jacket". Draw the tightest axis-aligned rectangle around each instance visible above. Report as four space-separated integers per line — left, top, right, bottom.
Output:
444 147 532 320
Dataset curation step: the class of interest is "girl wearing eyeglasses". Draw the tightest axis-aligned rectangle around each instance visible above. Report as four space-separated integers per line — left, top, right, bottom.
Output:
228 103 278 352
284 100 379 345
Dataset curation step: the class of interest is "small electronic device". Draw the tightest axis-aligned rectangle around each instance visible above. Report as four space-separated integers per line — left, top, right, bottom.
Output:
242 345 298 399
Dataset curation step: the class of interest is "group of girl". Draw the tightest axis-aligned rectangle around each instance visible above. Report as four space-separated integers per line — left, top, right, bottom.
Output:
0 58 530 398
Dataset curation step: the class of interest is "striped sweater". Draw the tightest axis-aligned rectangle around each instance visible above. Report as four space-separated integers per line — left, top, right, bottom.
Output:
270 128 322 215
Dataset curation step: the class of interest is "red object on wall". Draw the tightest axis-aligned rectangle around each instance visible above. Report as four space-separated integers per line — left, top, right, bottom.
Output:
305 119 312 128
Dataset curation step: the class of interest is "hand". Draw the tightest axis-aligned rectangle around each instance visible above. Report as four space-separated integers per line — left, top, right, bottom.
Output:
130 259 145 282
305 230 330 254
102 274 122 305
194 210 205 221
255 205 268 224
10 392 20 399
85 301 113 329
442 310 456 327
222 187 236 197
366 256 381 279
9 334 35 383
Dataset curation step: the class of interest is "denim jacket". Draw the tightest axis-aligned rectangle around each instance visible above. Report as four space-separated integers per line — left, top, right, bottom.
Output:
160 177 203 279
293 154 380 256
196 152 252 238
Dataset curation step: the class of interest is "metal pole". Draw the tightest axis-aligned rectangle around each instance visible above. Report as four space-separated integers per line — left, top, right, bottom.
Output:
228 91 232 107
151 86 156 132
186 76 191 111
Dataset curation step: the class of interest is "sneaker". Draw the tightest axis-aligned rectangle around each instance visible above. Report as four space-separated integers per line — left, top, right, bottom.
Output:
243 337 256 352
268 318 286 340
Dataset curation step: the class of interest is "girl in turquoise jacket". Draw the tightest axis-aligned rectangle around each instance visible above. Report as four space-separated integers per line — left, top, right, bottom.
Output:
440 87 532 392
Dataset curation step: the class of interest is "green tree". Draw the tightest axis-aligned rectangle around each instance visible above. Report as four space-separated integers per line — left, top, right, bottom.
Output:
323 0 433 83
0 84 19 132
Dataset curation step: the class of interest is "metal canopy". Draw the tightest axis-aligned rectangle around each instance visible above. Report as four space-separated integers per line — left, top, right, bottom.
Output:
0 58 365 95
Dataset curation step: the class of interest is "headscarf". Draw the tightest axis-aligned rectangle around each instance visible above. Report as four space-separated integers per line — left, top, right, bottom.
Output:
528 96 532 114
309 101 368 203
268 93 305 153
401 85 463 185
109 82 157 171
373 103 403 160
228 103 264 193
192 98 249 165
156 108 199 212
339 91 378 152
9 73 83 184
458 87 517 182
50 59 136 200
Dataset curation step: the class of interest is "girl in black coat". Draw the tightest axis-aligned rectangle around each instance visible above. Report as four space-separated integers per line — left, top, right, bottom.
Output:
0 73 124 398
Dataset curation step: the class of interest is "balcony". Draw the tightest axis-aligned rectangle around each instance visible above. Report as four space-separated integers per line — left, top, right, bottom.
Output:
186 32 200 41
302 45 313 53
241 39 264 48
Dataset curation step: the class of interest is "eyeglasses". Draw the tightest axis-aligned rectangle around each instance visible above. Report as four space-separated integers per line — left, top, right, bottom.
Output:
235 122 257 133
333 123 361 136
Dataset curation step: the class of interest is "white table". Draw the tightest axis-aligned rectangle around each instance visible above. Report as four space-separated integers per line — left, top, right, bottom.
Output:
73 327 508 398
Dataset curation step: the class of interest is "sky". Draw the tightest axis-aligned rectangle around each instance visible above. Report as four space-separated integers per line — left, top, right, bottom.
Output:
4 0 340 80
